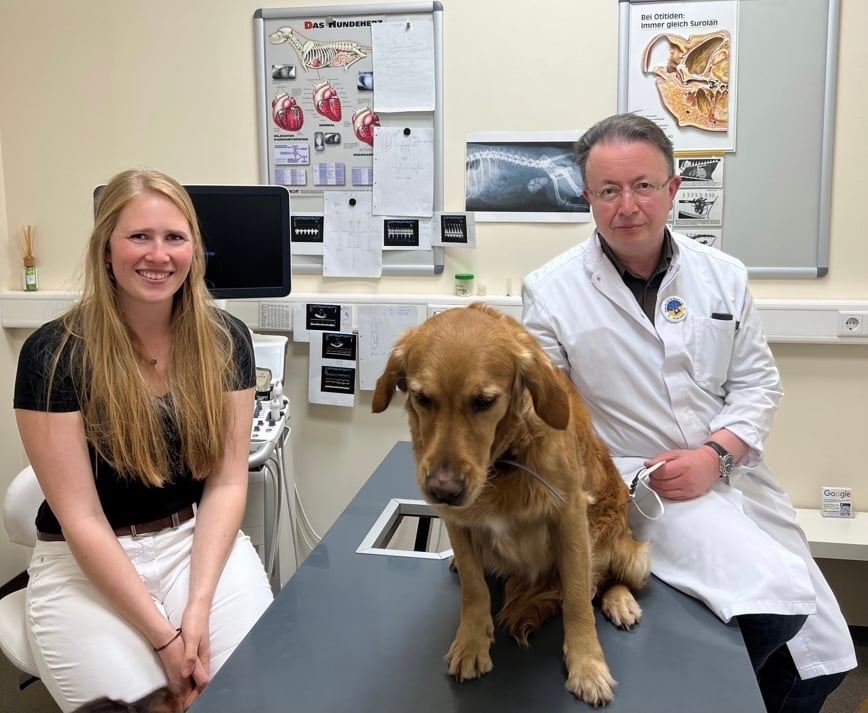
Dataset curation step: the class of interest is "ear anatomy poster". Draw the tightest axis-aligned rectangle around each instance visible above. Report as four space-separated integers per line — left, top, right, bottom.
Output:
626 1 739 152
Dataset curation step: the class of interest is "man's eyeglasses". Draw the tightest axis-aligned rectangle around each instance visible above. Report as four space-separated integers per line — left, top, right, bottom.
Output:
585 176 673 203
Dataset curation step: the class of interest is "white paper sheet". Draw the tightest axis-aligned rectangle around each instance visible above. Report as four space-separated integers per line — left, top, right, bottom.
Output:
357 304 425 390
371 20 435 112
372 126 434 217
431 212 476 248
323 192 383 277
308 331 357 407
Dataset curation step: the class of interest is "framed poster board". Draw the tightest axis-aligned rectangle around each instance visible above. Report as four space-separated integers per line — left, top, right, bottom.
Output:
254 2 444 275
618 0 840 278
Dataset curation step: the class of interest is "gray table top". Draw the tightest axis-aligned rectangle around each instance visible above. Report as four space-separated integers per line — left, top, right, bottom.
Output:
192 442 763 713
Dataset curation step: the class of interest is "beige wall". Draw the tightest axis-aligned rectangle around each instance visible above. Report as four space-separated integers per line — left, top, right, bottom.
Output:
0 0 866 601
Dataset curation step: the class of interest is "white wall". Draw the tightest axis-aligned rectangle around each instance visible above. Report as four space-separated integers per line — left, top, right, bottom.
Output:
1 1 867 593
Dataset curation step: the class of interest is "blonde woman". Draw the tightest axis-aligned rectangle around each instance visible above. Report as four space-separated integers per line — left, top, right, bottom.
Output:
14 169 273 711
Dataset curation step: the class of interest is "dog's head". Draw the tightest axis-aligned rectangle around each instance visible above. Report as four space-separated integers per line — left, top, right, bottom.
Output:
372 303 570 509
71 686 184 713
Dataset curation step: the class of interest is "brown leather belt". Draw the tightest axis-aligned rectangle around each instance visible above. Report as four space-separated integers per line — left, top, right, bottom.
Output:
37 505 196 541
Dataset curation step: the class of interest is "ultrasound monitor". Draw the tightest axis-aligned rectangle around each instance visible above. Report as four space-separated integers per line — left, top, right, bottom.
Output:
94 183 291 299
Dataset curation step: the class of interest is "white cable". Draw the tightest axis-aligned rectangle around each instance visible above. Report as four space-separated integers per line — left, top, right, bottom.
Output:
274 430 300 572
296 520 317 552
293 481 322 542
264 457 281 579
629 461 666 521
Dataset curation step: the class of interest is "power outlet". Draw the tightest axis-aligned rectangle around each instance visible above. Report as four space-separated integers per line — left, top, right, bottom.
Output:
427 304 461 319
837 311 867 337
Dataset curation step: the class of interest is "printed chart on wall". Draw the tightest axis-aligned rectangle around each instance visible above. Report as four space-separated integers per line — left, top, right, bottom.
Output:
266 18 383 192
256 4 444 275
670 153 724 249
626 0 738 152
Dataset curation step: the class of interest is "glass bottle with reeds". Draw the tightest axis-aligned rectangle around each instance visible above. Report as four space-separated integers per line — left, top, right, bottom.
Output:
19 225 38 291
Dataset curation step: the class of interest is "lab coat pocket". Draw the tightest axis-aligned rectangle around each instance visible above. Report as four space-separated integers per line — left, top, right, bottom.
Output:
690 316 736 391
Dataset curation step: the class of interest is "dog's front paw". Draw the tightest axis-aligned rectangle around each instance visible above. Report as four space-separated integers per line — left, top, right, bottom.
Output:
600 584 642 630
446 628 494 681
564 654 616 707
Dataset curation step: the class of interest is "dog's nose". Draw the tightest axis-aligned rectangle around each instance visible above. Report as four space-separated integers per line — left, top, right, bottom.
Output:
425 468 465 506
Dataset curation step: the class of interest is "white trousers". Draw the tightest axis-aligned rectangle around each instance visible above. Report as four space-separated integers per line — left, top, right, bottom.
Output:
25 518 273 712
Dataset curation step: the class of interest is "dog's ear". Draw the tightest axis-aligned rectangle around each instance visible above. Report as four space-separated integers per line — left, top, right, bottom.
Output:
372 332 411 413
514 331 570 430
467 301 496 316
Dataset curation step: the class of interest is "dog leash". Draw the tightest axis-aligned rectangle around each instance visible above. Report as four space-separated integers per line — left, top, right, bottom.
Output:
493 459 567 505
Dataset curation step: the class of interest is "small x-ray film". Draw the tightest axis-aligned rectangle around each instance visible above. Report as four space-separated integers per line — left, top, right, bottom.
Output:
431 212 476 248
271 64 296 81
321 332 357 361
676 155 724 188
357 71 374 91
306 303 342 331
291 214 324 256
293 304 352 344
308 330 357 407
381 217 432 251
673 188 723 227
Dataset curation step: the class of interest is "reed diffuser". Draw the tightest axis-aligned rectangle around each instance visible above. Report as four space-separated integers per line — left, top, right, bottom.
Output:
18 225 38 291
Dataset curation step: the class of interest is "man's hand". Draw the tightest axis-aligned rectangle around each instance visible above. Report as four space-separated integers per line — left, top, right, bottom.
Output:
645 447 720 500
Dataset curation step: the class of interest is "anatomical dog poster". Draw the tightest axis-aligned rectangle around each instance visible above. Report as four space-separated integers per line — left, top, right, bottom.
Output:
465 131 591 223
626 0 738 152
265 12 415 193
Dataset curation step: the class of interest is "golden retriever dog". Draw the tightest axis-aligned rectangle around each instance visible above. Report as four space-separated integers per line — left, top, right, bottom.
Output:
71 686 184 713
372 303 649 706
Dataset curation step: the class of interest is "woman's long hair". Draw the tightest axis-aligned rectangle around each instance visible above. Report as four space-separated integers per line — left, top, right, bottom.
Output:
52 169 235 486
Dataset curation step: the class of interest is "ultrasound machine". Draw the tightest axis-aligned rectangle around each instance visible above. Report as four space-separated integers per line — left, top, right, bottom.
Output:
188 184 292 591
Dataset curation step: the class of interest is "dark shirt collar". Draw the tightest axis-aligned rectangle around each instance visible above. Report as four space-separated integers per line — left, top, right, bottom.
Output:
598 229 674 282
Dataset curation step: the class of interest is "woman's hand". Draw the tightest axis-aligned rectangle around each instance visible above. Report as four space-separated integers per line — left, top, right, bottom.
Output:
156 632 200 709
181 599 212 693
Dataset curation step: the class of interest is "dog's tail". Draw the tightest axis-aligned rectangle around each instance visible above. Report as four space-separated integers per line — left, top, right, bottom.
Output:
497 572 562 646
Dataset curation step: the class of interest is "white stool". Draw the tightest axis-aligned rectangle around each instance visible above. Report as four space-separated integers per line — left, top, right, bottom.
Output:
0 466 43 685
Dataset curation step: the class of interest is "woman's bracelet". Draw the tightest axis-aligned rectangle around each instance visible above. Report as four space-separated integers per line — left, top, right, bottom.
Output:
154 627 182 652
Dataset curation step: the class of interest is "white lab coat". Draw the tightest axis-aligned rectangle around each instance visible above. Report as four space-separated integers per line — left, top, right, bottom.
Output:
522 230 856 679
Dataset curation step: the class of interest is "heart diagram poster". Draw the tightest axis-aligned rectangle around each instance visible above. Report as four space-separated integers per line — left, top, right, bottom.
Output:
626 1 739 152
265 14 385 192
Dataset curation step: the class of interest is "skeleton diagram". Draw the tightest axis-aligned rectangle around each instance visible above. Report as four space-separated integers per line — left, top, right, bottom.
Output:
269 27 370 71
465 147 587 212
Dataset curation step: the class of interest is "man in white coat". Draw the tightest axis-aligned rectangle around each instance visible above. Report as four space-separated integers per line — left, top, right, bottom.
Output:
522 113 855 713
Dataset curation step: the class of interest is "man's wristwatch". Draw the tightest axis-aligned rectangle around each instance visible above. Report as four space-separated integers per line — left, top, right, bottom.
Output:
704 440 735 478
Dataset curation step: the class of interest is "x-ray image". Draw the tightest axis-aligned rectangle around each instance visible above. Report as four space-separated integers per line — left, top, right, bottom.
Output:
357 71 374 91
271 64 296 81
465 133 590 222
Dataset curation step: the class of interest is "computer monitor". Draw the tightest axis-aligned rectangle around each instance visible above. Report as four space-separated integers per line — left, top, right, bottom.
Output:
94 184 291 299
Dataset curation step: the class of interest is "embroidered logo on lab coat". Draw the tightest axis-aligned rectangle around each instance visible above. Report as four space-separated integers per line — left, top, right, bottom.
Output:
662 296 687 323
